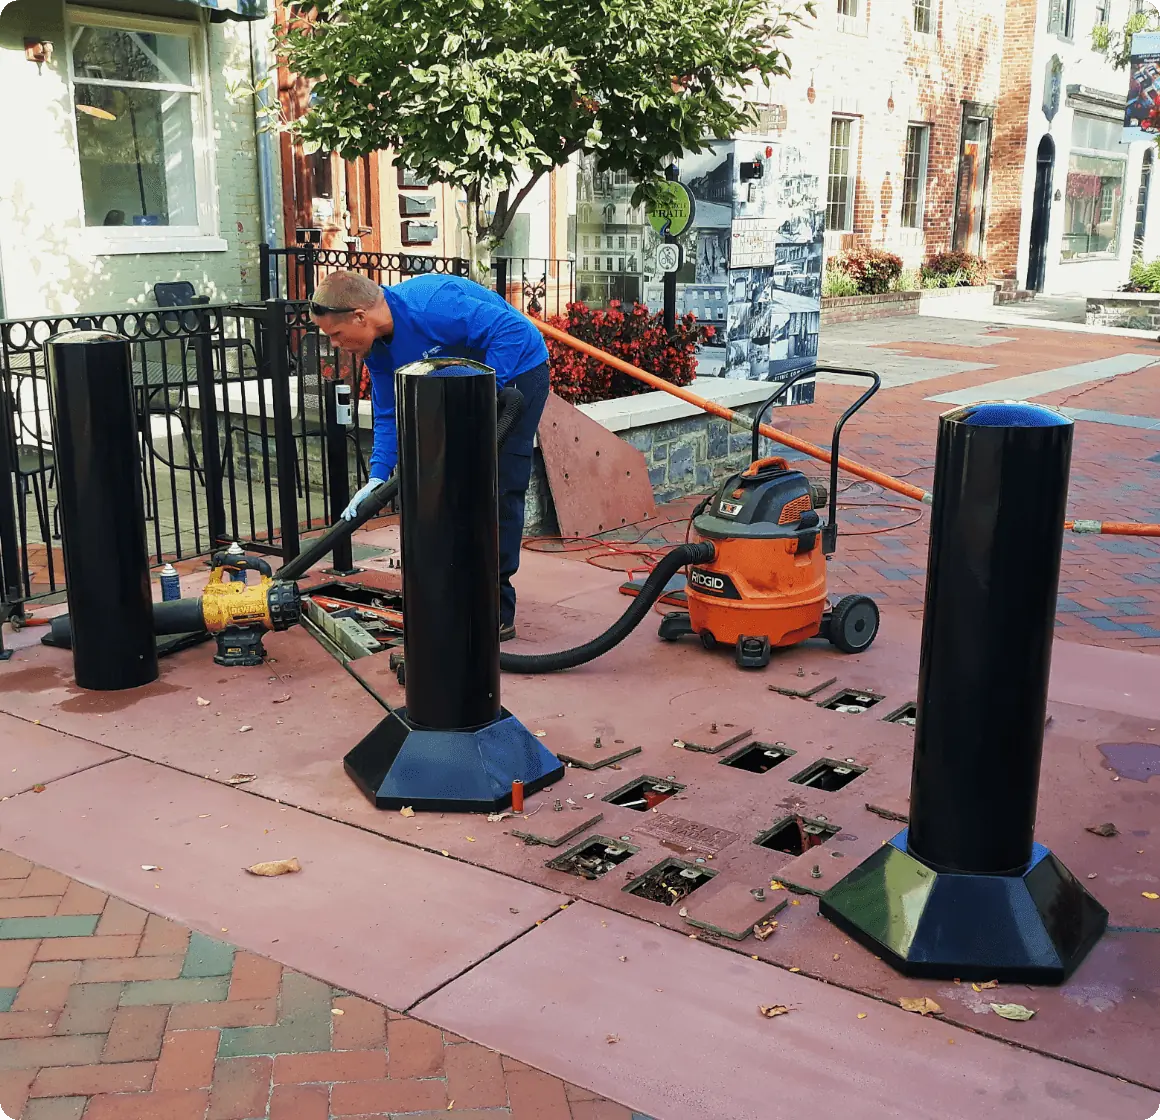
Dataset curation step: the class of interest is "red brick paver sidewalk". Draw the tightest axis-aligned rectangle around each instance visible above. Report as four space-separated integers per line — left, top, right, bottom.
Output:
0 853 631 1120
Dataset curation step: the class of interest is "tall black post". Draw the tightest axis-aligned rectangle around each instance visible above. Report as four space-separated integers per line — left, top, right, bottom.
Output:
49 331 158 691
662 164 679 335
821 401 1108 983
343 359 562 811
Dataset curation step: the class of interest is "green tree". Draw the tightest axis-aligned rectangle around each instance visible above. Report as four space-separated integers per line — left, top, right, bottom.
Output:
276 0 812 273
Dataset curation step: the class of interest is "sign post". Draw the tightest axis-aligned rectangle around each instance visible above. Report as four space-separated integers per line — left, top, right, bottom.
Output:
648 167 694 334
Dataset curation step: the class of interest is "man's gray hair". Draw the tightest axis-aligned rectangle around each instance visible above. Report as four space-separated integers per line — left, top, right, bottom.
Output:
311 270 384 311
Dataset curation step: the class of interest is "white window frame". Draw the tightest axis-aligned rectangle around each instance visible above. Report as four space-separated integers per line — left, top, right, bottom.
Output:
913 0 935 34
826 116 858 233
900 123 931 229
66 4 226 256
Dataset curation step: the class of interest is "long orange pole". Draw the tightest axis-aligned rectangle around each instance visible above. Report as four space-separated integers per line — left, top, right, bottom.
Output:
533 318 1160 539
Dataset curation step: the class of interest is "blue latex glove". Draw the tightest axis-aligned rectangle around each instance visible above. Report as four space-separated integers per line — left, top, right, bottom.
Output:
342 477 386 522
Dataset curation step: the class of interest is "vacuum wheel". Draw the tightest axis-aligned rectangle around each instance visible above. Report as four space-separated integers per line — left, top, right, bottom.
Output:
827 594 879 654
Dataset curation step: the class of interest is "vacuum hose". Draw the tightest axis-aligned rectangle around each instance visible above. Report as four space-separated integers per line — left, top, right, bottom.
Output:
499 541 714 673
276 384 526 583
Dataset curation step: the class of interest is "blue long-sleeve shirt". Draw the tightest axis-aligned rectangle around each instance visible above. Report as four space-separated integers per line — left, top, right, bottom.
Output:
362 275 549 480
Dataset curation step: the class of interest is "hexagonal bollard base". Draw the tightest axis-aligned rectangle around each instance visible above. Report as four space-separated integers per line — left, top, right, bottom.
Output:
819 828 1108 984
344 707 564 813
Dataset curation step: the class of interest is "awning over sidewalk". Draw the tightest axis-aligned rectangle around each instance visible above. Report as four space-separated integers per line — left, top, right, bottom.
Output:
176 0 268 20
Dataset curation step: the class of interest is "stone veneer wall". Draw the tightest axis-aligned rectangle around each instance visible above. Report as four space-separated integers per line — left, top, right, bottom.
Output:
1085 294 1160 331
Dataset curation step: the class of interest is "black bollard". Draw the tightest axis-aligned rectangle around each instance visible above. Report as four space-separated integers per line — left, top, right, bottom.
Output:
49 331 158 691
820 401 1107 983
343 359 563 811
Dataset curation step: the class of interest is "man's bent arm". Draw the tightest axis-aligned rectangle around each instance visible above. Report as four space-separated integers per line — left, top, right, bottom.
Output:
368 366 398 479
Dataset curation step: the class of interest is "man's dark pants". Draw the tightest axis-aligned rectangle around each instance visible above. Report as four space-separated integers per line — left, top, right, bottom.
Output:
499 361 550 628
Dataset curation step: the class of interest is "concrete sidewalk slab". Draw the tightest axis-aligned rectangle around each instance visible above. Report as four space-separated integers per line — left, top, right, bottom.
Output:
415 901 1155 1120
0 756 567 1009
0 713 122 797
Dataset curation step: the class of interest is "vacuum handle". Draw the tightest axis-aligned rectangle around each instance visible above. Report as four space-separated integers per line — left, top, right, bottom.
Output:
210 553 273 578
809 366 881 555
750 367 818 464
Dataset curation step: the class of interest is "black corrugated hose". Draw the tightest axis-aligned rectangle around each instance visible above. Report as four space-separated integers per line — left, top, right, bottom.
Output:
498 540 714 673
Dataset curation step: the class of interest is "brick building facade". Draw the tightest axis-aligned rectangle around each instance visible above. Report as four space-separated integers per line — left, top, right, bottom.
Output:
988 0 1158 293
766 0 1008 271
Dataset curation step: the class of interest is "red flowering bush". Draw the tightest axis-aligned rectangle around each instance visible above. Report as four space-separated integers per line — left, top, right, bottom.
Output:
540 300 713 404
921 250 989 287
832 247 903 295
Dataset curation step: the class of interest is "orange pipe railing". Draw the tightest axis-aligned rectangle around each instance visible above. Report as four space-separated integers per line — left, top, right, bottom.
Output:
533 318 1160 539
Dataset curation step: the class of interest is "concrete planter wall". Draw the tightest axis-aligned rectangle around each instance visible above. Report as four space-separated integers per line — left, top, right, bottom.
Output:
1085 292 1160 330
821 284 998 325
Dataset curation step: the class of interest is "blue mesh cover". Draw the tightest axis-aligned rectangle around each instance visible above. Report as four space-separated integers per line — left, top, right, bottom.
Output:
960 402 1070 427
429 364 490 379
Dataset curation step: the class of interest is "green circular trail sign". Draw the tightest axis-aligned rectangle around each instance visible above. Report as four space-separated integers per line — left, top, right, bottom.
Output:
646 181 695 236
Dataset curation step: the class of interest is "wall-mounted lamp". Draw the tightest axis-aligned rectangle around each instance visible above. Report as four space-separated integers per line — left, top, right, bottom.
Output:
807 70 816 104
888 82 895 112
24 39 54 73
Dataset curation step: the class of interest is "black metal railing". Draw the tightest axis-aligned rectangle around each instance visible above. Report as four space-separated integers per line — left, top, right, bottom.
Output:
261 243 471 301
0 298 377 612
492 257 576 318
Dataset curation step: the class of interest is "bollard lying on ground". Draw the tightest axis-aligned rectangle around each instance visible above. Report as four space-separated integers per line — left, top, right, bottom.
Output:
820 401 1108 983
343 359 563 812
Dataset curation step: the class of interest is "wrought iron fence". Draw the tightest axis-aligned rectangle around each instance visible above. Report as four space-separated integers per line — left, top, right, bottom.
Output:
0 299 377 612
261 244 470 301
492 257 576 318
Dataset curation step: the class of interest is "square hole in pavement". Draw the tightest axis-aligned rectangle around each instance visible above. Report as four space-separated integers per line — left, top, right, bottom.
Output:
603 776 684 811
721 741 795 774
883 701 917 727
546 836 639 880
789 757 866 791
624 858 716 905
820 688 883 713
755 815 839 855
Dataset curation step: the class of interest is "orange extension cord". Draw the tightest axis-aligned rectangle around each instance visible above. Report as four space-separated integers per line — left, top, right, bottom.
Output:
532 318 1160 539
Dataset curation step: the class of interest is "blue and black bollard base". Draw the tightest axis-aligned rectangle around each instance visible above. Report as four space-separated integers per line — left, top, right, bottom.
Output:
819 828 1109 984
343 707 565 813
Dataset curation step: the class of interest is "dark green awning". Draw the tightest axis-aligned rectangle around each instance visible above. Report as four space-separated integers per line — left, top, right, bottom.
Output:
176 0 267 19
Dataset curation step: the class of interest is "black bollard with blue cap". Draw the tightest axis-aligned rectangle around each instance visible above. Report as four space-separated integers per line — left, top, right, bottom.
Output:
820 401 1108 983
343 359 563 811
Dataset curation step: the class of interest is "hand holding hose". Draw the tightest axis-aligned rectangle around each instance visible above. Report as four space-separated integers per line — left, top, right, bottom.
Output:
342 477 386 521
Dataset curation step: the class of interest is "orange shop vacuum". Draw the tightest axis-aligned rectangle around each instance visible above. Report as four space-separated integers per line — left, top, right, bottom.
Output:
497 367 883 675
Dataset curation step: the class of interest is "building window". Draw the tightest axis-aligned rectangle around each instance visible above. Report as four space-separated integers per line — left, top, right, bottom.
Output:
582 235 589 248
837 0 858 16
630 236 639 249
1047 0 1075 37
901 124 930 228
913 0 934 34
826 117 856 232
68 8 214 240
1062 113 1126 258
582 257 589 270
1134 148 1154 246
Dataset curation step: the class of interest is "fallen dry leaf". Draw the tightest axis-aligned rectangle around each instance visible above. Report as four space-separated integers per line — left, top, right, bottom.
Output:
1143 892 1159 900
619 955 628 962
769 880 785 891
141 865 161 872
226 774 256 786
440 850 450 857
678 907 688 918
971 979 999 992
196 697 211 707
238 725 253 733
331 1009 345 1016
857 1012 867 1019
487 812 511 823
272 694 291 704
753 921 777 942
1085 822 1118 837
788 967 801 974
399 807 415 818
833 954 840 961
899 997 941 1016
32 785 46 793
791 899 801 906
534 730 547 738
672 739 686 749
465 836 476 843
990 1003 1035 1021
758 1004 793 1018
606 1034 620 1044
245 858 301 877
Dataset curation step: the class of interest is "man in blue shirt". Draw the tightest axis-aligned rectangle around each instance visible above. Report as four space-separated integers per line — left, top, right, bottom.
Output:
309 270 550 640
